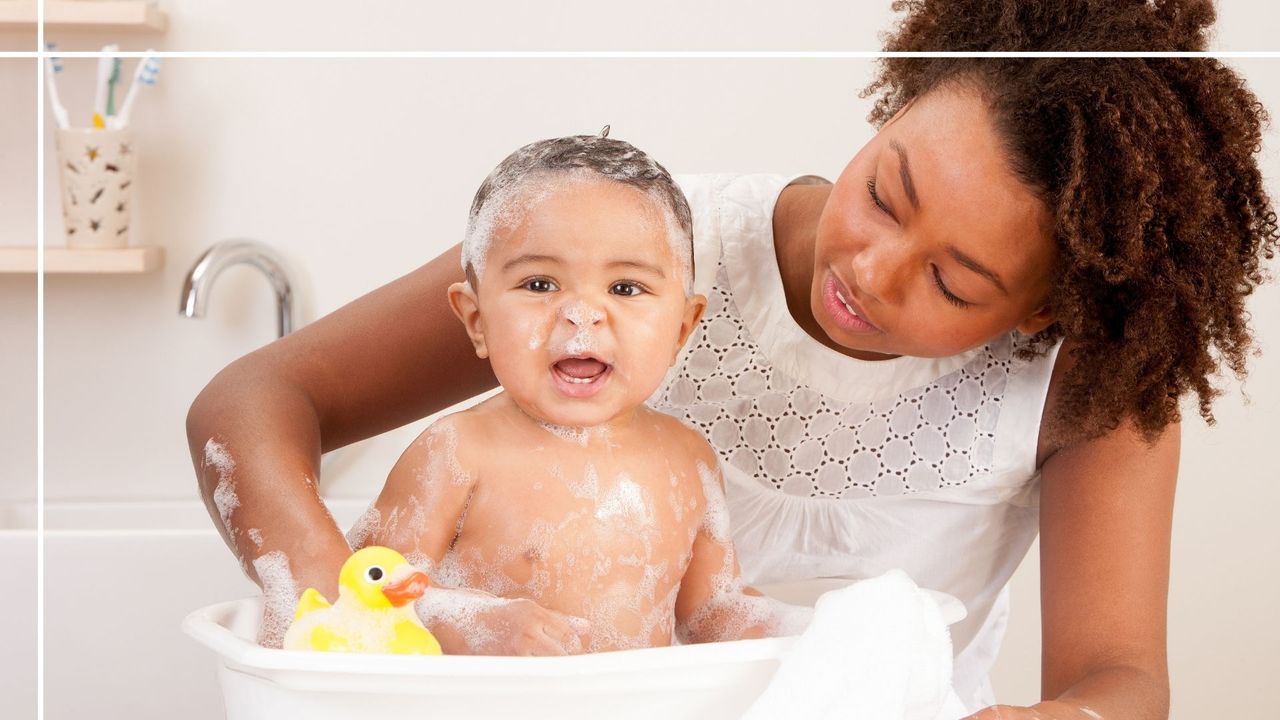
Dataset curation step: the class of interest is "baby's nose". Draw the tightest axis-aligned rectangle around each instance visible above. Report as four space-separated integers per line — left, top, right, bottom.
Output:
561 301 604 327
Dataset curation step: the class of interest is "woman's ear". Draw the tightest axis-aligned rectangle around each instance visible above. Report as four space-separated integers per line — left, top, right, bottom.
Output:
1016 303 1056 336
447 281 488 359
672 293 708 365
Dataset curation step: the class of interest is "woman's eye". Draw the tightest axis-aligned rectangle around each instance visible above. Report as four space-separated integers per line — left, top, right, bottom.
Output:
932 266 972 309
522 278 558 293
866 176 893 218
610 282 644 297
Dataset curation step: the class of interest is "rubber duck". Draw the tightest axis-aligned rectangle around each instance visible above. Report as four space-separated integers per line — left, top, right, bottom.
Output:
283 546 442 655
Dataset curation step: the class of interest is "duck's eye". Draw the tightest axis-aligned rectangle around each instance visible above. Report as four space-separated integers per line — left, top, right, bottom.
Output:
367 566 384 581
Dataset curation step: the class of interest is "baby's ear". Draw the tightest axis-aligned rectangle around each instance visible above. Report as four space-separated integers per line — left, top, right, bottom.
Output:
673 293 708 364
447 281 489 359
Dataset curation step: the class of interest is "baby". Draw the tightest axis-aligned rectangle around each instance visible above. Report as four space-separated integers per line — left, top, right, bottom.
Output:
348 134 809 655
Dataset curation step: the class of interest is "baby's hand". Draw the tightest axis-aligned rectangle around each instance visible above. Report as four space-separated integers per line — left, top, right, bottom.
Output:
418 588 591 656
485 598 592 656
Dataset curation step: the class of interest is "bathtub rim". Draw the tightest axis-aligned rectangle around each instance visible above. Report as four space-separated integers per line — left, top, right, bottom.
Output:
184 596 797 679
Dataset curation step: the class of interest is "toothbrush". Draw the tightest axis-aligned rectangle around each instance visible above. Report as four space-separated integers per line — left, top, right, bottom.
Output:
92 44 119 129
105 57 122 118
43 42 70 129
111 54 161 130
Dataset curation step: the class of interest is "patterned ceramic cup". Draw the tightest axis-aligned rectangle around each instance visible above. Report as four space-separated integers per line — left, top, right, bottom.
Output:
56 127 137 248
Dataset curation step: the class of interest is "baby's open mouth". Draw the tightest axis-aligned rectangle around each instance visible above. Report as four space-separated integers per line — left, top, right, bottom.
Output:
551 356 613 397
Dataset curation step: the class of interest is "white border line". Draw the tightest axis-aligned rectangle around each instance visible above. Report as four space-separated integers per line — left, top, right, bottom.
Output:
35 2 45 720
24 50 1280 59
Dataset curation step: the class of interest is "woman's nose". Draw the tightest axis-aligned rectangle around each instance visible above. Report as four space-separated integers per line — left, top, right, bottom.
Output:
849 234 912 306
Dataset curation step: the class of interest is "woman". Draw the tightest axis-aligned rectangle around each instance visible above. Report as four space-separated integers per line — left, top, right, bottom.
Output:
186 1 1277 717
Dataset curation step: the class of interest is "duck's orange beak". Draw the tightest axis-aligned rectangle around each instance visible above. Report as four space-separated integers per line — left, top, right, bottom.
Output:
382 570 430 607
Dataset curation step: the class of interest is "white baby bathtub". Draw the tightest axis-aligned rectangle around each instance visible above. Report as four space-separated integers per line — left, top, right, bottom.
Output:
185 597 798 720
184 579 966 720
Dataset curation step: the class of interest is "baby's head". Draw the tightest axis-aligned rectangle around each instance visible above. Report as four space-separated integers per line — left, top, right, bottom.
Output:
448 134 706 430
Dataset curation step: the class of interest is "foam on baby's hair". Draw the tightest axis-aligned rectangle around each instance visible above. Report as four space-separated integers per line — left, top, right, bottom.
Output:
254 550 299 647
461 134 695 294
203 438 239 535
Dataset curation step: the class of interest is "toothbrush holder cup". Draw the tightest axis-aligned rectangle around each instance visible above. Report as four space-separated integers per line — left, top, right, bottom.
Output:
55 127 137 249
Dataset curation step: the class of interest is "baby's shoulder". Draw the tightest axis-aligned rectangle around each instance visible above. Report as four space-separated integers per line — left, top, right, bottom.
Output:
642 409 720 474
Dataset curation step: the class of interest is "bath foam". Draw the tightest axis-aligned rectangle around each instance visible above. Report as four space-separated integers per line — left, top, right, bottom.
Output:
567 463 600 500
595 473 650 524
742 571 965 720
247 528 264 549
697 461 732 544
345 504 380 550
462 163 693 294
204 439 239 535
559 301 604 357
253 550 298 648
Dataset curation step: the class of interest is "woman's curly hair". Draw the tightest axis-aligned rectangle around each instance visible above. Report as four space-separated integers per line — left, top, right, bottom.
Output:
864 0 1279 445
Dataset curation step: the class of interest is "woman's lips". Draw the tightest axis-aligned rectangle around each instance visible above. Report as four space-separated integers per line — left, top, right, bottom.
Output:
822 271 880 334
551 357 612 398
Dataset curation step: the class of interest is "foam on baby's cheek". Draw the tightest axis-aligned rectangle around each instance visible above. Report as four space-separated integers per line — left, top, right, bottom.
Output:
203 438 239 535
247 528 264 549
254 550 298 647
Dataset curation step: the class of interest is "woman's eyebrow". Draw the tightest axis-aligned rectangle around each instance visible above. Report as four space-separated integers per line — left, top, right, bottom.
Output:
890 140 920 211
946 245 1009 295
502 253 562 272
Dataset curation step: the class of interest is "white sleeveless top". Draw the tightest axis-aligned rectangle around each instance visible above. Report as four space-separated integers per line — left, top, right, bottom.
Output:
651 174 1063 712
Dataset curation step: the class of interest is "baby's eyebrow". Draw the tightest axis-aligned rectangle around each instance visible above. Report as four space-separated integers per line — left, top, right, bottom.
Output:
607 259 666 278
502 253 562 272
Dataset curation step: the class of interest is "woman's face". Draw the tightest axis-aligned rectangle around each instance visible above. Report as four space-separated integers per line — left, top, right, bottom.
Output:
811 82 1058 360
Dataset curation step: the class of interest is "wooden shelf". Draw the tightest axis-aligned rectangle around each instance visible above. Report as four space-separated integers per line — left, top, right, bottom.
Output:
0 1 168 31
0 246 164 274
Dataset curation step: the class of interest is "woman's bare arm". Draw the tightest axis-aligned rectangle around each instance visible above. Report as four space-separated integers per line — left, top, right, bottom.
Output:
185 244 498 604
968 415 1178 720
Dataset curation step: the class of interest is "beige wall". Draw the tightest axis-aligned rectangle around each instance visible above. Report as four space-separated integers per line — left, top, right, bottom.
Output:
42 0 1279 52
24 1 1280 714
0 58 36 503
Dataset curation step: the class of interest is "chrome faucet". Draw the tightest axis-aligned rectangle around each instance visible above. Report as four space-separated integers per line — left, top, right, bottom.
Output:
180 239 295 338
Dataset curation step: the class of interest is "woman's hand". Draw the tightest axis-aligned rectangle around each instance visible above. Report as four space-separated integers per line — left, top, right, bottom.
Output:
965 701 1102 719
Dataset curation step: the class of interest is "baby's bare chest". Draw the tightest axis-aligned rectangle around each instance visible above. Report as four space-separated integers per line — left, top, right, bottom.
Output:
441 452 706 597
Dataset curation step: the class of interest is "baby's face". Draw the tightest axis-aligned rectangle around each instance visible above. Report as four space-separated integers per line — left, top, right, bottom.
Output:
451 178 704 429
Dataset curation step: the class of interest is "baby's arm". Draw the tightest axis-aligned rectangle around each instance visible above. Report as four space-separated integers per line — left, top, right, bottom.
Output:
361 416 590 656
674 441 813 644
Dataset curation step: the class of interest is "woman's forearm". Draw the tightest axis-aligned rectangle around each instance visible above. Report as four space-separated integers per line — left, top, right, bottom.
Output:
186 357 350 601
1034 663 1169 720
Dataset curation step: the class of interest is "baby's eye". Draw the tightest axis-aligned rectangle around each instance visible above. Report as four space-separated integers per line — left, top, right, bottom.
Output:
522 278 558 293
610 282 645 297
367 566 384 582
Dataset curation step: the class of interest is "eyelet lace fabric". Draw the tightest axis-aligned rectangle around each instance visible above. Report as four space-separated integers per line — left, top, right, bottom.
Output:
653 264 1026 499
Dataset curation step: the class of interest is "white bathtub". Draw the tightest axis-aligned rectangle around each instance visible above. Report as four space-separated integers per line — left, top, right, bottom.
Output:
186 597 796 719
36 497 370 720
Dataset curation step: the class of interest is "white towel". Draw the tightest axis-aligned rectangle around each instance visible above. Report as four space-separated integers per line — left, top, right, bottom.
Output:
744 570 969 720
